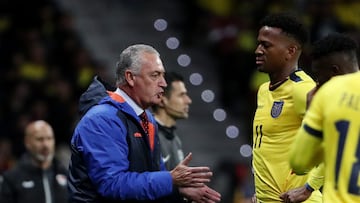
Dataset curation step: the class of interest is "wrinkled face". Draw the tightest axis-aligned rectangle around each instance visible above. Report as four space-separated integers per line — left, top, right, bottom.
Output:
255 26 291 73
163 81 192 119
25 123 55 163
131 52 167 108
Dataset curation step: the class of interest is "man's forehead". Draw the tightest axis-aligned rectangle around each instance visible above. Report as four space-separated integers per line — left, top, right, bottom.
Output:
258 26 283 41
259 26 299 46
260 26 282 35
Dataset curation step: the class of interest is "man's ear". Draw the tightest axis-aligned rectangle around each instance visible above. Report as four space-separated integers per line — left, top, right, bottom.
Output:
125 70 135 86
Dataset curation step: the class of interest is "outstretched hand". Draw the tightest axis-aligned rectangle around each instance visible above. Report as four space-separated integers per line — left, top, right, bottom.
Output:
170 153 213 187
180 185 221 203
280 186 312 203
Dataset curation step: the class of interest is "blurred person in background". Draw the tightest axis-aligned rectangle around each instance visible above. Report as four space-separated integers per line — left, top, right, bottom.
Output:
252 12 322 202
0 138 16 175
153 71 220 202
151 71 192 170
0 120 68 203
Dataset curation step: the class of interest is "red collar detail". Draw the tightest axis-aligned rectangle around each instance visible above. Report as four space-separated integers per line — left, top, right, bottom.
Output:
108 91 125 102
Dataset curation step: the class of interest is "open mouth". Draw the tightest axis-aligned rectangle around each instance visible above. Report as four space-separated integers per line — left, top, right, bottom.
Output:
156 92 164 99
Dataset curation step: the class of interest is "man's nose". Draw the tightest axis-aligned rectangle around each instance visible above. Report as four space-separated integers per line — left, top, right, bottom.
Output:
255 45 263 55
160 77 167 87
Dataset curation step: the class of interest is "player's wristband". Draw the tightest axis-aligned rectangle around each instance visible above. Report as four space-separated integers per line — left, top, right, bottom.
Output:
305 183 315 192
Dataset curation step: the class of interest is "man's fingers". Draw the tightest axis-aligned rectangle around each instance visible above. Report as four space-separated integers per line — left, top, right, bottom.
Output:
190 178 210 184
180 152 192 166
205 188 221 201
190 167 211 174
202 192 220 203
188 182 205 187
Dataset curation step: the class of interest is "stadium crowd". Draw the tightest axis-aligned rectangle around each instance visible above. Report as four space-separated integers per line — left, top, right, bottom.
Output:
0 0 360 202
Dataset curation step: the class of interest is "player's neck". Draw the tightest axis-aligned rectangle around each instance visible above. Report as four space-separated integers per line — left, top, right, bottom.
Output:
270 66 297 83
269 78 288 90
269 67 297 90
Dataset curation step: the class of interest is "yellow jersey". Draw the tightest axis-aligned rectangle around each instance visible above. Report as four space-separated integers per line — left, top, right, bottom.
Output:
291 72 360 203
253 70 322 202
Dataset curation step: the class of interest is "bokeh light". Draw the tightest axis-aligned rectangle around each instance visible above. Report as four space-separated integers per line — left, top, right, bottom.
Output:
213 108 226 122
154 18 168 31
226 125 239 139
240 144 252 158
189 73 203 86
201 89 215 103
177 54 191 67
166 37 180 50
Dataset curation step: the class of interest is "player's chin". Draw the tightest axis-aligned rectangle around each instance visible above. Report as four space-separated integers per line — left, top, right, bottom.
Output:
182 112 189 118
257 66 268 73
256 64 264 71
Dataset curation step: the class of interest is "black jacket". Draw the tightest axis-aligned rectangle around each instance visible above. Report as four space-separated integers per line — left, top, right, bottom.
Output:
157 124 184 170
0 154 68 203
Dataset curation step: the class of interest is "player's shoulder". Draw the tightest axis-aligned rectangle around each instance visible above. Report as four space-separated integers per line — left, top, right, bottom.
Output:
257 81 270 93
319 72 359 95
317 72 360 100
326 71 360 86
289 69 314 84
289 70 314 92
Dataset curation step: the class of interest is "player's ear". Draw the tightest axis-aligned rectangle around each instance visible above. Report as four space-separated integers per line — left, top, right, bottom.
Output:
288 45 298 56
285 44 298 61
331 64 341 75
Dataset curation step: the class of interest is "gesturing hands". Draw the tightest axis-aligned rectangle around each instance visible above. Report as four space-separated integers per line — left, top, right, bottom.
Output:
279 185 312 203
170 153 213 187
170 153 221 202
180 185 221 203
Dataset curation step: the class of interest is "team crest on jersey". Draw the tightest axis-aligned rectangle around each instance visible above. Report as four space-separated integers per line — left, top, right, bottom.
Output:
271 100 284 118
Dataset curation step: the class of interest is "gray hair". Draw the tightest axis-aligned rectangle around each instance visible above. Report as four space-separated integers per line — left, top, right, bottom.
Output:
115 44 160 86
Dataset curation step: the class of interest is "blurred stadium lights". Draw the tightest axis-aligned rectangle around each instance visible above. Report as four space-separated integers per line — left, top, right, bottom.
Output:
166 37 180 50
201 89 215 103
213 108 226 122
189 73 203 86
153 18 168 31
226 125 239 139
154 17 244 157
177 54 191 67
240 144 252 158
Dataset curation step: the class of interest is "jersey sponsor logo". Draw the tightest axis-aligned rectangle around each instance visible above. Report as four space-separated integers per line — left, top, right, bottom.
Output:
271 100 284 118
